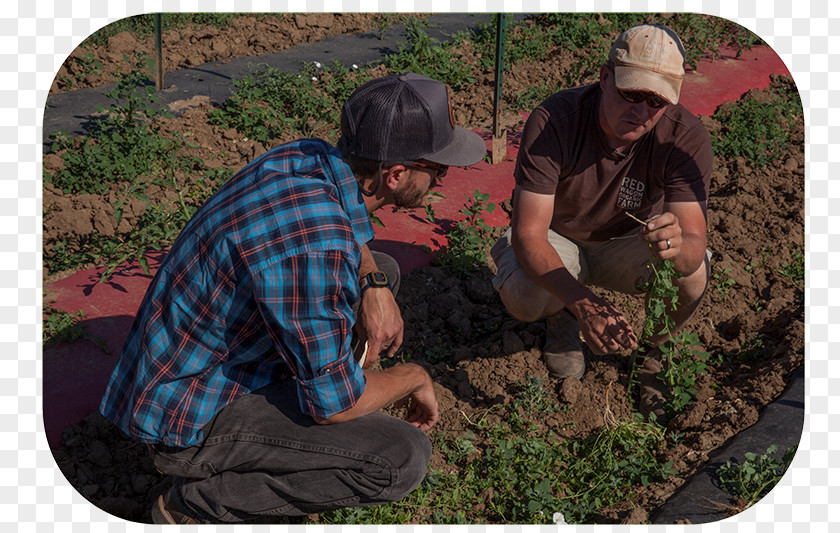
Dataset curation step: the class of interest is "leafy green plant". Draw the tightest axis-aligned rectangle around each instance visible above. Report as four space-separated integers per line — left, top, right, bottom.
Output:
44 53 233 279
383 19 476 91
745 247 771 274
716 445 797 506
777 244 804 285
58 51 104 89
43 305 88 345
711 91 802 168
624 215 711 417
209 61 371 146
47 53 180 195
736 333 766 363
437 189 496 275
712 266 736 297
513 375 557 417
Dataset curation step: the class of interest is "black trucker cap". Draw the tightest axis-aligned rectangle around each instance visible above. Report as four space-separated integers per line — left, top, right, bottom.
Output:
340 72 487 167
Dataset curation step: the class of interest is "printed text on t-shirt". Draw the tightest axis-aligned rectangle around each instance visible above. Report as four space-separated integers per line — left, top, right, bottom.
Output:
617 176 645 210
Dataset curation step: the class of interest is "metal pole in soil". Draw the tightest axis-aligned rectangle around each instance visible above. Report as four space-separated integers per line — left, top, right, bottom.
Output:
154 14 164 90
491 13 507 164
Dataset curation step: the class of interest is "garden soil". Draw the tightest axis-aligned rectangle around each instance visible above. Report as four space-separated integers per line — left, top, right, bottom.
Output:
44 16 804 525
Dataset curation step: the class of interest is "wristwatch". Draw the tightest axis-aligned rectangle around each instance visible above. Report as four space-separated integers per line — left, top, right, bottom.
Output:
359 270 391 293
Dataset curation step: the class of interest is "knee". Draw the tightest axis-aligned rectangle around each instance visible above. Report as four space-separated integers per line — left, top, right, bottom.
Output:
386 426 432 501
497 271 550 322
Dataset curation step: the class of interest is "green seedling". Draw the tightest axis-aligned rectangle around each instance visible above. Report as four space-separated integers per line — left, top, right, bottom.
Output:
712 266 736 297
777 244 804 285
716 444 797 507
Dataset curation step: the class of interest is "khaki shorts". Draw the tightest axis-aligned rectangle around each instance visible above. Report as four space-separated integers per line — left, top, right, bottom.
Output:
490 227 656 296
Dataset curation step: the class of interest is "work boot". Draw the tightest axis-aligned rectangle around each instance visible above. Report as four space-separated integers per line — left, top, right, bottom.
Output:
151 488 201 525
543 310 585 380
637 350 668 425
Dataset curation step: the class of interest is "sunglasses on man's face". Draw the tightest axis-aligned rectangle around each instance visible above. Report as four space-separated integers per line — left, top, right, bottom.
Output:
617 89 670 109
401 160 449 181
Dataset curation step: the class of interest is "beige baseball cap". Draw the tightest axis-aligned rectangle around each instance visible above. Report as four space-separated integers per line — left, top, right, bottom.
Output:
608 24 686 105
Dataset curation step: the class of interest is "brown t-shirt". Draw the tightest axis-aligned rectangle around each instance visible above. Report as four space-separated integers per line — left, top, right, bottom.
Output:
514 83 713 241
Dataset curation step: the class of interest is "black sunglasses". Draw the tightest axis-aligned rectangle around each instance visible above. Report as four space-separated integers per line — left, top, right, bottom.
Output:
617 89 669 109
395 160 449 181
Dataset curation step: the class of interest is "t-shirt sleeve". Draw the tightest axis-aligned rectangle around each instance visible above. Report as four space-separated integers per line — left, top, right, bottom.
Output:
664 118 713 206
252 249 365 419
514 105 565 196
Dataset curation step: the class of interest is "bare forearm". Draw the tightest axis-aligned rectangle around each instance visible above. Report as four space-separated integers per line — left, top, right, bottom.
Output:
672 233 706 276
313 363 430 424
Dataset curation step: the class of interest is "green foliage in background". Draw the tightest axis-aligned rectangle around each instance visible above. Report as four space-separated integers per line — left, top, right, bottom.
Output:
382 19 476 91
44 53 232 279
711 81 802 167
209 61 372 147
79 13 246 47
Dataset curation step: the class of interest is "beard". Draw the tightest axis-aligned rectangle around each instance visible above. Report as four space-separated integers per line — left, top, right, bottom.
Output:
392 181 427 209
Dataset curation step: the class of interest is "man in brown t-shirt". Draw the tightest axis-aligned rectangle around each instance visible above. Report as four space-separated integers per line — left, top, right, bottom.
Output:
490 24 712 422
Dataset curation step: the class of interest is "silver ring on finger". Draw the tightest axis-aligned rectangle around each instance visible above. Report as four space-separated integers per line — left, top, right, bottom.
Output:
665 239 671 250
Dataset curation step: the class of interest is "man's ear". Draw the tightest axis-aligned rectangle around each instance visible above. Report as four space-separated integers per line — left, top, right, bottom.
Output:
381 164 408 192
599 64 610 89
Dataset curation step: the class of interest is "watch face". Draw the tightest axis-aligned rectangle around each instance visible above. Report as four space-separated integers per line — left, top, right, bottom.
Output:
370 271 389 286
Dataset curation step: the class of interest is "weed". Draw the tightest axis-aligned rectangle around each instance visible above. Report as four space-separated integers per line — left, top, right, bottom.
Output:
372 13 417 40
716 444 797 506
711 91 803 168
745 247 771 274
44 54 233 278
210 61 371 146
437 189 496 275
47 52 178 195
513 375 558 417
382 19 476 91
777 244 804 285
737 333 766 363
58 51 103 89
712 266 736 297
624 214 711 417
43 305 87 345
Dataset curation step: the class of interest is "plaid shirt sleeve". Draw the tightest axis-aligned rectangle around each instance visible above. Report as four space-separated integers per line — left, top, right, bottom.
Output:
253 248 365 419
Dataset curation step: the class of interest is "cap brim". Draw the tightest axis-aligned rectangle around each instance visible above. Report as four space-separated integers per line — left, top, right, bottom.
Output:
422 127 487 167
614 65 681 105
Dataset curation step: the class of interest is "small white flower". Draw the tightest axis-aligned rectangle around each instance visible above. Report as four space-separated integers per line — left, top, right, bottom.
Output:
352 64 359 69
552 512 567 525
314 61 322 68
312 77 318 81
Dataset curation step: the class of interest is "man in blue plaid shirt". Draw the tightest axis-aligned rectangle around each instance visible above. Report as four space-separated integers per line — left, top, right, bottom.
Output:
99 73 487 524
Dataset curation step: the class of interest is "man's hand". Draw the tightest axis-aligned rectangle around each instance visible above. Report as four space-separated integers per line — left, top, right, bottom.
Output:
569 293 638 355
397 372 439 430
356 286 404 367
641 211 683 260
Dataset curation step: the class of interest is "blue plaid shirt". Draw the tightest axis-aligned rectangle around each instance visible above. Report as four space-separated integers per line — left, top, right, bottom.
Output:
100 139 374 448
